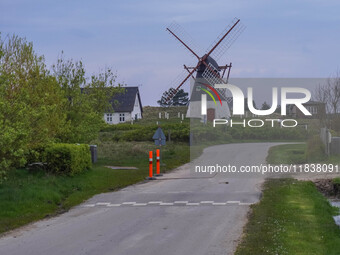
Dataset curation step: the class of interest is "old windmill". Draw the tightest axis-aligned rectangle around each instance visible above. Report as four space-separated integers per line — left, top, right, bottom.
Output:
163 18 245 121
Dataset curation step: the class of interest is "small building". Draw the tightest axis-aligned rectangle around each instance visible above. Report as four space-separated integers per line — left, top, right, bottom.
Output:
104 87 143 124
186 78 231 121
226 97 257 118
288 100 326 118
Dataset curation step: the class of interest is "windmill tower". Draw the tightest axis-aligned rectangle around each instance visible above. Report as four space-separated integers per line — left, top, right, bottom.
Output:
163 18 245 121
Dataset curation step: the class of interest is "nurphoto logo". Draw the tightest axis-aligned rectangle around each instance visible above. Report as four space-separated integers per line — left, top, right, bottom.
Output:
199 83 312 128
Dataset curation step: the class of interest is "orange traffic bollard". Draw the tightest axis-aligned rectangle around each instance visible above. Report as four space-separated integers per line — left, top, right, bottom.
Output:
155 149 163 176
147 151 156 180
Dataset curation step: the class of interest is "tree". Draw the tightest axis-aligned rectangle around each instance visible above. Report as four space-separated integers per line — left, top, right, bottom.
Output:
314 69 340 115
326 70 340 114
261 101 270 110
52 53 122 143
0 34 123 183
314 69 340 128
275 105 281 113
158 88 189 106
0 35 66 179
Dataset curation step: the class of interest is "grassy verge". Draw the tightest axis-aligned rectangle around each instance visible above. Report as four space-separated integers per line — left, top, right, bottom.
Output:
235 179 340 255
267 143 340 165
266 143 306 164
0 141 190 235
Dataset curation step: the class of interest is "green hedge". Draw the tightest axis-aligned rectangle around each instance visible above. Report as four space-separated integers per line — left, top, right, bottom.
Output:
45 143 91 175
99 122 308 143
100 123 189 142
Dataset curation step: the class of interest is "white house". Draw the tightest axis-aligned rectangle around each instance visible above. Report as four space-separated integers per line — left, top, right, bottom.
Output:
104 87 143 124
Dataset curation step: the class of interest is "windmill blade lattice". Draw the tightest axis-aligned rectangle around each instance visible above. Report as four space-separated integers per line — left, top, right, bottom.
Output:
206 18 246 61
167 21 203 59
202 63 228 101
163 69 195 105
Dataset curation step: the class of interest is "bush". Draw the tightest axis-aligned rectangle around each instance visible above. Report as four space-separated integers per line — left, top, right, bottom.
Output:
305 135 326 162
101 123 140 132
228 126 307 141
45 143 91 175
330 116 340 135
100 123 190 142
98 121 307 144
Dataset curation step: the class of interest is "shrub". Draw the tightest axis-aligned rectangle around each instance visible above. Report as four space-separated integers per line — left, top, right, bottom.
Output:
330 117 340 135
305 135 326 162
101 123 140 132
45 143 91 175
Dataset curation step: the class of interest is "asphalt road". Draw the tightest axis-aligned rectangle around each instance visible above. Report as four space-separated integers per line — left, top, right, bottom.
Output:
0 143 281 255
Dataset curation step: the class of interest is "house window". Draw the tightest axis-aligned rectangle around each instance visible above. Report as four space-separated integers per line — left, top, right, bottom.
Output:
119 113 125 122
306 106 310 114
106 113 112 122
308 106 317 114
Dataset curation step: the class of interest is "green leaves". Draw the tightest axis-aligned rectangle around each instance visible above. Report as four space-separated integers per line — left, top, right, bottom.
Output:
45 143 91 175
0 34 122 182
158 88 189 106
52 53 122 144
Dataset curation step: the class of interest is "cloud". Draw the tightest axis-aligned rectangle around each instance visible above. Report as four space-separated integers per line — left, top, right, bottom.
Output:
1 0 340 106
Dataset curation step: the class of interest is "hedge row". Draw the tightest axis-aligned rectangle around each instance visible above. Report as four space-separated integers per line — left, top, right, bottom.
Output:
100 122 308 143
100 123 189 142
45 143 91 175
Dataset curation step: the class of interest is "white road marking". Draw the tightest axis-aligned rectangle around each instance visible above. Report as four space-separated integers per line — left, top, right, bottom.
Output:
226 201 240 204
121 202 136 205
96 202 111 206
83 204 96 207
83 201 254 207
239 202 254 206
167 191 192 194
107 204 121 207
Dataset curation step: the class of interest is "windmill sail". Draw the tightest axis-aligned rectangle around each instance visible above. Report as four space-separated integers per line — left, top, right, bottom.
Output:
167 21 203 59
162 69 195 105
164 17 244 113
202 63 228 101
206 18 246 61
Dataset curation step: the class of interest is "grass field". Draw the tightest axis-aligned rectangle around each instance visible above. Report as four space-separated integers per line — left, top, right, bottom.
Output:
138 106 189 125
0 106 323 235
235 179 340 255
0 141 191 234
266 143 307 164
266 143 340 165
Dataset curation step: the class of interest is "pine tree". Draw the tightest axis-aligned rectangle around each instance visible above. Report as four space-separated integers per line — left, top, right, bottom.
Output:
158 88 189 106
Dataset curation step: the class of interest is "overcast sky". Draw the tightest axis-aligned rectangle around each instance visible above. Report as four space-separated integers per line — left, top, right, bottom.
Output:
1 0 339 106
